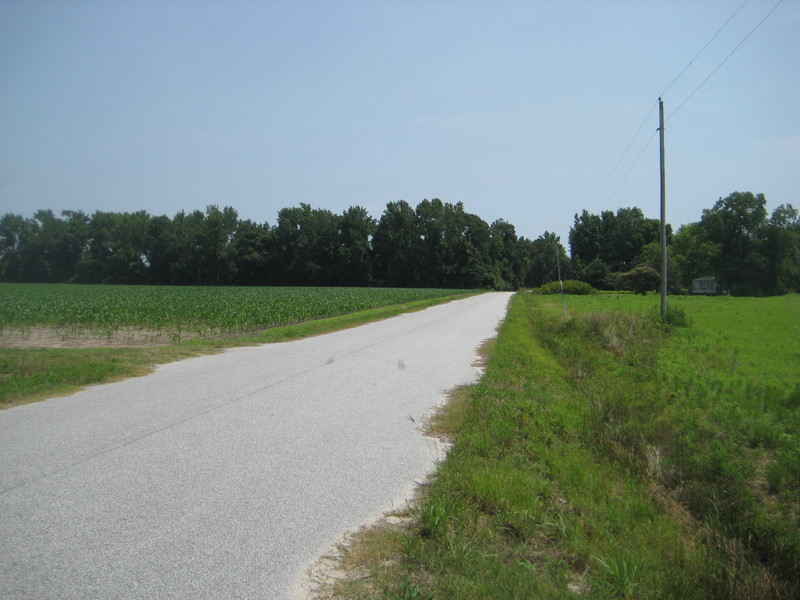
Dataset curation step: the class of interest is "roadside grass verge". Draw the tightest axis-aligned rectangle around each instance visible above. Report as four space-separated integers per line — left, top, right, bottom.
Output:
0 292 476 408
319 292 799 599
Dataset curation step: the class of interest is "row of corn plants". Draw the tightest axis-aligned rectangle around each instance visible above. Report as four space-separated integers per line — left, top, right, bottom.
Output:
0 284 476 338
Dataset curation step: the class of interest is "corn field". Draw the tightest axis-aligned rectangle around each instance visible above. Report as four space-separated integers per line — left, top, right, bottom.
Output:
0 283 474 337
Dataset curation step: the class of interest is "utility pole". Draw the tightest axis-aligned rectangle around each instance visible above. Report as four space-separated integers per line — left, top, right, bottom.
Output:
556 245 567 322
658 97 668 317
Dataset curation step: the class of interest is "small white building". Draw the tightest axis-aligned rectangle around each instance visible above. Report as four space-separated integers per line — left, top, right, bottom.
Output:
692 276 722 295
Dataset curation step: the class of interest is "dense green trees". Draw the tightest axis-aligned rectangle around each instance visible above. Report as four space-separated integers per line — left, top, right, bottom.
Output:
569 192 800 296
372 200 419 287
670 192 800 296
518 231 570 288
371 199 506 288
7 191 794 295
569 207 664 289
0 200 544 290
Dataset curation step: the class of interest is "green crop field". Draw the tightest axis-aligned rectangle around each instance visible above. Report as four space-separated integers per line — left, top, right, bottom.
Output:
328 292 800 600
0 283 475 338
0 284 477 407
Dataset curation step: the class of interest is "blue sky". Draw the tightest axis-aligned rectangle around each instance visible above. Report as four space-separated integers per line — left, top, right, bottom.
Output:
1 0 798 247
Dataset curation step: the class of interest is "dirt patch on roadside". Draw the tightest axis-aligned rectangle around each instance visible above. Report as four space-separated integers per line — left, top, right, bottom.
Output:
292 513 416 600
0 326 204 348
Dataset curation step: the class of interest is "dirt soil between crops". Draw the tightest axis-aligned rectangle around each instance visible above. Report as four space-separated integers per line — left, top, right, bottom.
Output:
0 326 214 348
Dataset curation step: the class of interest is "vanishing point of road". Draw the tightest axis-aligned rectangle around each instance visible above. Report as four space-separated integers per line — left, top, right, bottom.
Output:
0 292 512 599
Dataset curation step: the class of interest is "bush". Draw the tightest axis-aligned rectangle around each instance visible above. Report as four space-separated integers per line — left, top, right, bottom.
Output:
619 265 661 295
534 280 597 295
661 306 692 327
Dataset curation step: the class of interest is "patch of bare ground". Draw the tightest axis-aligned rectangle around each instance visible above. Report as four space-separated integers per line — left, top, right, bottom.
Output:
292 510 416 600
0 326 242 348
471 336 495 373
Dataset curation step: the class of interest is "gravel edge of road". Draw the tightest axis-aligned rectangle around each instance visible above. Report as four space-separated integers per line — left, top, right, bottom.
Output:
290 414 453 600
290 332 500 600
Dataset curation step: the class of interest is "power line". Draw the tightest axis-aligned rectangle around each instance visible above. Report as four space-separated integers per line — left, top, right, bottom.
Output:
600 128 659 211
590 100 658 210
595 0 784 221
591 0 762 212
658 0 749 99
668 0 784 121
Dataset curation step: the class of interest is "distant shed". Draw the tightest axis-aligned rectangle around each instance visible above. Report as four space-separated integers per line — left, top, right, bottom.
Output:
692 276 722 295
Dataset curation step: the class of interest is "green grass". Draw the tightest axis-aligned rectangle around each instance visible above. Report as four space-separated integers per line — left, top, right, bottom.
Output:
325 292 800 600
0 285 478 408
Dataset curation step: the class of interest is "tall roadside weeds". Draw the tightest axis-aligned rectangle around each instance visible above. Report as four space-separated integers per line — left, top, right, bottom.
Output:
317 292 799 600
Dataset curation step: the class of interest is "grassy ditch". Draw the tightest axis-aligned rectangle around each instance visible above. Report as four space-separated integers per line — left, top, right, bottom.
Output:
321 292 799 599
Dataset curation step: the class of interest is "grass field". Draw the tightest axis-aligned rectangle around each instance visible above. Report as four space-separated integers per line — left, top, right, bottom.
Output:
325 292 800 600
0 284 477 407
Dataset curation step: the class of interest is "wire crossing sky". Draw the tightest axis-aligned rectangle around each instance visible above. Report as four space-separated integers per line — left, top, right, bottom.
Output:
1 1 798 247
590 0 761 213
667 0 786 121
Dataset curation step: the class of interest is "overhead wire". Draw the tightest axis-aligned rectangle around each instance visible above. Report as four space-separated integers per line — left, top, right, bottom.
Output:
602 127 660 211
658 0 748 100
589 100 658 210
668 0 784 121
592 0 782 212
595 0 751 212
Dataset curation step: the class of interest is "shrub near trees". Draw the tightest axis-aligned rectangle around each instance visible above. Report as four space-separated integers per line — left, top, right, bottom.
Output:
618 264 661 295
0 200 568 291
568 193 800 297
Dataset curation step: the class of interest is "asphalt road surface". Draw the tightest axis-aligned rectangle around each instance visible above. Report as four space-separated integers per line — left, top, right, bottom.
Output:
0 292 512 599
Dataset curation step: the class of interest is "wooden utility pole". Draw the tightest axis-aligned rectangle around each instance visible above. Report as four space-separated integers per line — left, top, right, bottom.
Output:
556 246 567 321
658 97 668 317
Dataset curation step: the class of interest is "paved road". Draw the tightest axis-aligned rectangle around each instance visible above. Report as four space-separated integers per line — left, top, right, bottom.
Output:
0 292 511 599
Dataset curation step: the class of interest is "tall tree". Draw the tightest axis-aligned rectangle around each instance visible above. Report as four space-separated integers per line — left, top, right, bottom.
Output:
168 209 207 285
461 211 493 288
670 223 719 291
489 219 522 289
372 200 420 287
521 232 570 288
0 213 27 281
274 203 340 285
336 206 375 286
610 207 661 270
0 210 91 283
76 211 151 284
569 210 603 264
761 204 800 295
438 201 480 288
199 205 239 285
229 219 275 286
147 214 177 285
698 192 768 295
414 199 447 287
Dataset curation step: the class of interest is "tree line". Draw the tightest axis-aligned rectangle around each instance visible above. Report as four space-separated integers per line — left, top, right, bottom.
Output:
0 199 564 290
3 191 796 295
567 192 800 296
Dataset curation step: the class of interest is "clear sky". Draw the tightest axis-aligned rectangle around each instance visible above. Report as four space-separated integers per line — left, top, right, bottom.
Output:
1 0 798 248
